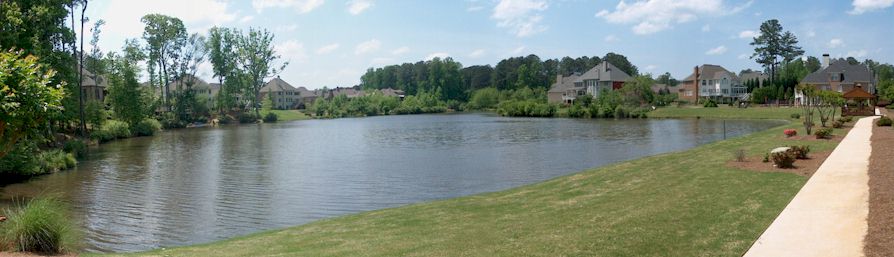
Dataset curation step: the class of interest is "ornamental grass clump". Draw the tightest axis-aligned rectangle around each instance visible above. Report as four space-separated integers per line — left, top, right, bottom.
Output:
1 197 77 254
734 149 746 162
877 116 892 127
783 129 797 138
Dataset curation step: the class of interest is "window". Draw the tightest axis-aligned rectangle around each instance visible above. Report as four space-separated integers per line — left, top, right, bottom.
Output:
701 80 706 86
722 89 729 94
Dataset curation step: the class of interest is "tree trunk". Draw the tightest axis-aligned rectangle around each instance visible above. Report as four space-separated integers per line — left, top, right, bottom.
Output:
78 1 88 138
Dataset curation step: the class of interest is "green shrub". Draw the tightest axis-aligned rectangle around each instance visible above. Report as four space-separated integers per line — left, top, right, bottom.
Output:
877 116 892 127
62 140 87 159
92 120 131 142
789 145 810 159
815 127 833 139
790 113 801 119
613 105 628 118
466 88 501 110
263 112 278 123
832 121 843 128
771 151 795 168
762 153 770 163
496 100 556 117
84 100 107 129
2 197 77 254
0 142 40 176
36 149 76 173
703 99 718 108
841 116 853 123
218 114 235 124
238 112 259 124
158 112 185 129
133 118 162 136
567 103 587 118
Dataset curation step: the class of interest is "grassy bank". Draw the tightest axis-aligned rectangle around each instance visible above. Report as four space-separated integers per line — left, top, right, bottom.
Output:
104 108 847 257
650 105 801 120
264 110 310 122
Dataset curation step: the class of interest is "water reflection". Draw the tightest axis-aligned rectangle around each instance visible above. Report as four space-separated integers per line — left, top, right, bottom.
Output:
0 113 785 252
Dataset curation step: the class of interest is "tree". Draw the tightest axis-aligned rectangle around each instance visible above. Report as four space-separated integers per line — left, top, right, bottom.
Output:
77 0 88 137
750 19 804 81
0 50 66 159
141 14 187 106
173 33 207 122
603 52 638 76
106 40 149 126
804 56 821 72
815 90 843 127
656 72 678 86
207 27 242 111
620 75 655 106
234 28 288 118
797 84 816 135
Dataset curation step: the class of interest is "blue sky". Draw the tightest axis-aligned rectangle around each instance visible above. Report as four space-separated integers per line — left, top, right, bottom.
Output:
85 0 894 89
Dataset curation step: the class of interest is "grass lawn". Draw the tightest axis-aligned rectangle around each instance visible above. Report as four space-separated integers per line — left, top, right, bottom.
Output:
102 114 849 257
649 105 802 120
264 109 310 122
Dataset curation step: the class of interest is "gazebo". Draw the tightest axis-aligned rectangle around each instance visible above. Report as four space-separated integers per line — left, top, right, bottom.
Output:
842 85 875 116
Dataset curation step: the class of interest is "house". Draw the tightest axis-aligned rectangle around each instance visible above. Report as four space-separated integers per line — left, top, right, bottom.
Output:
80 69 107 102
259 77 300 110
166 75 218 110
547 61 630 104
547 73 582 104
679 64 746 103
740 71 769 87
795 54 876 105
295 87 318 109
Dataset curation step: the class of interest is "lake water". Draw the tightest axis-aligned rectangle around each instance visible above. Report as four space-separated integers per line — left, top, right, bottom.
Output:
0 113 786 253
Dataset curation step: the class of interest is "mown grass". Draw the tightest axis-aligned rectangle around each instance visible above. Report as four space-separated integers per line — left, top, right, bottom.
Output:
264 110 310 122
650 105 802 120
106 114 848 257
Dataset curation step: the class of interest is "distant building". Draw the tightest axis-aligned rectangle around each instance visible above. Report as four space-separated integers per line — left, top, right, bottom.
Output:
547 61 631 104
795 54 876 105
166 75 219 110
679 64 746 103
259 77 300 110
80 68 107 103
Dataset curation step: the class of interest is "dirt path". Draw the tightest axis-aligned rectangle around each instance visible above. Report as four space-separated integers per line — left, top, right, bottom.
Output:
744 116 877 257
865 109 894 257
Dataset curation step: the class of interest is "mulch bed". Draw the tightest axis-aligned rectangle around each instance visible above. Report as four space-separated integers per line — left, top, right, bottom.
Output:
727 151 833 177
865 113 894 257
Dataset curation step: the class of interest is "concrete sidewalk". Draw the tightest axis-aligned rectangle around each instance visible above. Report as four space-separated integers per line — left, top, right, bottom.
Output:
744 116 877 257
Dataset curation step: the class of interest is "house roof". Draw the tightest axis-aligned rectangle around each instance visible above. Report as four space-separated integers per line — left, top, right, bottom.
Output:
740 71 768 82
260 77 297 92
167 74 211 91
548 74 581 93
681 64 739 82
573 61 631 83
802 59 874 85
80 69 108 88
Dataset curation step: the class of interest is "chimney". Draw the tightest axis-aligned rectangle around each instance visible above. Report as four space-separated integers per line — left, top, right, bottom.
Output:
556 74 563 84
822 54 830 69
604 62 609 72
694 66 700 103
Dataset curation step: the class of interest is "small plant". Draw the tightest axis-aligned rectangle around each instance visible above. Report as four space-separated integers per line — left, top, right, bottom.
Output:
263 112 279 123
832 121 843 128
771 150 796 168
783 129 797 138
36 150 77 173
91 120 131 142
62 140 87 159
1 197 77 254
839 116 853 123
815 127 833 139
790 113 801 119
762 153 770 163
734 149 746 162
133 118 163 136
238 112 259 124
703 99 718 108
789 145 810 159
877 116 892 127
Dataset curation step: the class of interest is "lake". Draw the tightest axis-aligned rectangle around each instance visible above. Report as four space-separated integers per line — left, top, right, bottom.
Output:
0 113 786 253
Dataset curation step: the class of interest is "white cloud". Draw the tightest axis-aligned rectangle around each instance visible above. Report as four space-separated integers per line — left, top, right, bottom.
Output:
347 0 373 15
604 35 620 42
828 38 845 48
469 49 486 58
276 40 307 63
738 53 751 60
705 45 727 55
806 29 816 38
468 5 485 12
701 24 711 32
846 49 868 58
391 46 410 55
595 0 752 35
355 39 382 55
94 0 238 41
425 52 450 61
275 24 299 32
252 0 325 14
645 64 657 71
240 16 255 23
738 30 758 39
849 0 894 14
511 46 526 55
492 0 549 37
316 43 340 55
371 57 393 65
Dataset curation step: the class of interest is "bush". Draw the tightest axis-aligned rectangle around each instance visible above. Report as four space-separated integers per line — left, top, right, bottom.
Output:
789 145 810 159
466 88 501 110
762 153 770 163
263 112 278 123
832 121 843 128
734 149 746 162
790 113 801 119
0 142 40 176
36 150 76 173
815 127 833 139
771 150 795 168
703 99 718 108
877 116 892 127
783 129 797 137
567 103 587 118
613 105 628 118
62 140 87 159
1 197 77 254
217 114 235 124
92 120 131 142
496 100 556 117
238 112 259 124
133 118 162 137
840 116 853 123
